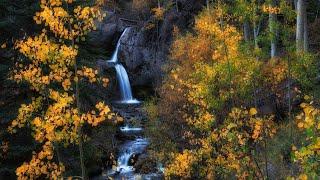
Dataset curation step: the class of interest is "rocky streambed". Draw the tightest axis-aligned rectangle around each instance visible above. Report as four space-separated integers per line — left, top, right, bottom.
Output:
92 103 164 180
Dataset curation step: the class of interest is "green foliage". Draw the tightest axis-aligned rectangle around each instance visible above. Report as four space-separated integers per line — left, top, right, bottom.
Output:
143 98 159 122
291 53 319 91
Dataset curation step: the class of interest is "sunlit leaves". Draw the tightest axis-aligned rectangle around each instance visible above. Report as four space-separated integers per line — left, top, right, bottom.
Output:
260 58 288 91
152 7 164 20
293 100 320 178
162 5 276 179
8 0 111 179
262 4 281 14
165 149 196 178
250 108 257 116
16 142 64 180
34 0 104 41
166 107 277 179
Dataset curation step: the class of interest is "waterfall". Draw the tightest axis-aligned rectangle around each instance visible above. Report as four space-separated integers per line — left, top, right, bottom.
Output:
108 28 139 103
115 138 148 174
109 28 129 63
116 151 132 172
115 64 136 102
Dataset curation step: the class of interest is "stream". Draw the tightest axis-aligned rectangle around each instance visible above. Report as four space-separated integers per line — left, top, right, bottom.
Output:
92 103 163 180
92 28 163 179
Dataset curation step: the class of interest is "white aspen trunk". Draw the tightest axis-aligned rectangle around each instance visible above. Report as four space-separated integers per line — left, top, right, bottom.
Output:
269 13 277 58
296 0 304 52
207 0 210 13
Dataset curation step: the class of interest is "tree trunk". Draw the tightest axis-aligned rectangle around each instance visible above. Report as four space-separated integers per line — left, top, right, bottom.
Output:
207 0 210 13
296 0 304 53
303 2 308 52
269 0 277 58
67 3 87 179
253 7 259 49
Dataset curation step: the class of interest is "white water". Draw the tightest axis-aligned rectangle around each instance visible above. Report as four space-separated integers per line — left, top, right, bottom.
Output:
108 28 129 63
114 64 139 103
120 125 143 132
108 28 139 104
115 138 148 177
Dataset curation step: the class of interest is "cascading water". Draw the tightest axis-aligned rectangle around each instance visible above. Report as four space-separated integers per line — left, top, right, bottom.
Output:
116 138 148 174
108 28 139 104
92 28 162 180
114 64 139 103
108 28 129 63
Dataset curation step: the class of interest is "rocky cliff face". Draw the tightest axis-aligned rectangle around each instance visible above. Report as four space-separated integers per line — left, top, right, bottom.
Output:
118 26 167 87
90 0 206 88
89 11 126 51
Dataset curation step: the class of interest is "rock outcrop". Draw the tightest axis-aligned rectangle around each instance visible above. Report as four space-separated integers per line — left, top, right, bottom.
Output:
92 0 206 88
89 11 126 51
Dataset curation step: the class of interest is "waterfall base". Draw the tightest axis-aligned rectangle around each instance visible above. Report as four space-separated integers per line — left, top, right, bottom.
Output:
120 125 143 132
114 99 141 104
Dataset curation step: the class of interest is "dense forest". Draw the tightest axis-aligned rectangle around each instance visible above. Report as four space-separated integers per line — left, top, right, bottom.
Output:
1 0 320 179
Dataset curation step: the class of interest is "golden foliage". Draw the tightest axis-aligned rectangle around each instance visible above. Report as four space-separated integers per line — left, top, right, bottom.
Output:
262 4 281 14
260 58 288 91
162 5 274 179
293 100 320 178
166 107 276 179
7 0 113 179
152 7 164 20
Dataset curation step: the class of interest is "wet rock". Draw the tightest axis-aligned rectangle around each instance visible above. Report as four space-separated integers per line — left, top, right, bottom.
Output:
96 59 117 73
134 154 157 173
128 153 140 166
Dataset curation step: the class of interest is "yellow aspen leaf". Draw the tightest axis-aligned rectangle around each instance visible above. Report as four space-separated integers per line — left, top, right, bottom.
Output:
249 108 257 115
300 103 307 108
74 76 78 82
56 120 62 126
77 70 83 75
1 43 6 48
298 122 304 128
12 120 18 126
299 174 308 180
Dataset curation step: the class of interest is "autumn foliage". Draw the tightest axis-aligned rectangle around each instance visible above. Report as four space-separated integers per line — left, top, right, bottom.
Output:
145 1 320 180
7 0 119 179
